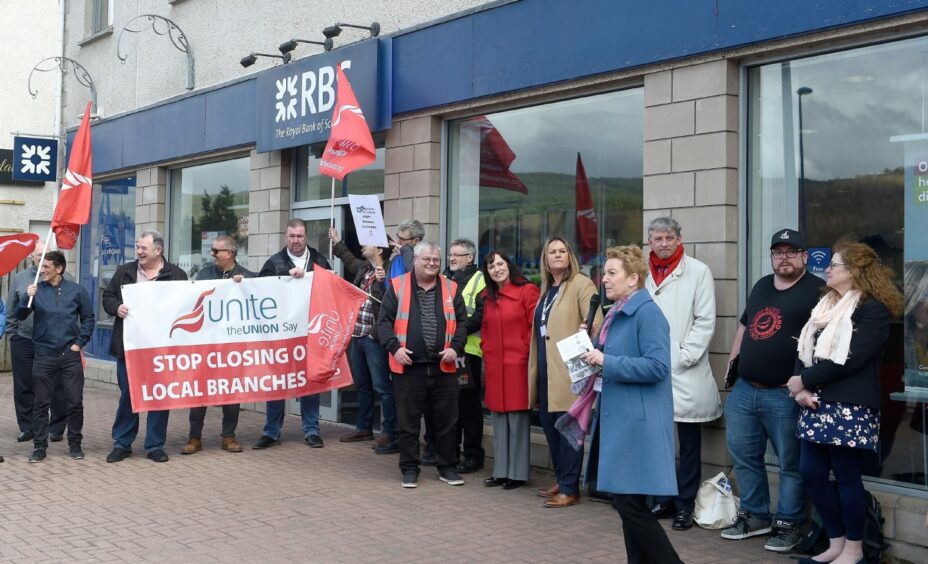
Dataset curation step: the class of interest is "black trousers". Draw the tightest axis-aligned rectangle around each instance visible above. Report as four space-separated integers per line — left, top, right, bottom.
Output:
394 365 459 472
658 421 702 512
11 336 67 435
457 354 485 461
613 494 683 564
188 404 241 438
32 350 84 449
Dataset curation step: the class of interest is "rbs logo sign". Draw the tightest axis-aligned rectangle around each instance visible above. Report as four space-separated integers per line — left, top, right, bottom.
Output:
256 39 388 152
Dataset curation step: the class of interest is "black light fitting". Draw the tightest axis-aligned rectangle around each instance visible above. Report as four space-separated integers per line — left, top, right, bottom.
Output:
240 52 292 68
279 38 334 55
322 22 380 39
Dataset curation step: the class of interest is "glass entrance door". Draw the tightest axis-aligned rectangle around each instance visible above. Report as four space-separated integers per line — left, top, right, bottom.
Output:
291 206 344 423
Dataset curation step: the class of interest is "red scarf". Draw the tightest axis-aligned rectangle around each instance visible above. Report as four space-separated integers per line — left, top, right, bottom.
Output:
649 244 684 286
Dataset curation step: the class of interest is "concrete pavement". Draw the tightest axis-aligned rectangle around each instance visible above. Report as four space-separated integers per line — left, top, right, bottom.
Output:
0 374 790 563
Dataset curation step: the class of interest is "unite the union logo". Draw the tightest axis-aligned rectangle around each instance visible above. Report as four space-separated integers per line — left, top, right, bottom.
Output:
170 288 216 337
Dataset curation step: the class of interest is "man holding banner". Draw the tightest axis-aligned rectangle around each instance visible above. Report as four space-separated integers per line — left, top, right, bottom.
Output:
103 231 188 463
378 242 468 488
253 218 331 450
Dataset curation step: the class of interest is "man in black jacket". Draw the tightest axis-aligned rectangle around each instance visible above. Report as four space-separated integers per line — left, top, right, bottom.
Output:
253 218 331 450
16 251 95 463
180 235 256 455
378 241 468 488
103 231 188 463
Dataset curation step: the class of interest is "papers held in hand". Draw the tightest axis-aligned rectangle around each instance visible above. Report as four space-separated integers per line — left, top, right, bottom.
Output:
557 330 602 387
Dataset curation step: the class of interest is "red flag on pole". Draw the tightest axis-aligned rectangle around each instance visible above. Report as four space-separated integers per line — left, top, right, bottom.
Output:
303 267 370 394
575 153 599 261
52 100 93 250
319 65 376 180
0 233 39 276
476 116 528 194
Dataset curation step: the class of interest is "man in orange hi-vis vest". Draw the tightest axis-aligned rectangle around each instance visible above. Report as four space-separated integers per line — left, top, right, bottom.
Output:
377 241 467 489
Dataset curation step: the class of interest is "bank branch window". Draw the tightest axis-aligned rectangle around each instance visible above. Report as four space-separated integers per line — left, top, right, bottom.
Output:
446 89 644 285
748 36 928 492
169 157 250 278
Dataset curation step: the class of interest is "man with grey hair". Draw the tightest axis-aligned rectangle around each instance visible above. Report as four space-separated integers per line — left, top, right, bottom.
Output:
103 230 188 463
180 234 256 455
378 241 468 488
388 219 424 280
644 217 722 531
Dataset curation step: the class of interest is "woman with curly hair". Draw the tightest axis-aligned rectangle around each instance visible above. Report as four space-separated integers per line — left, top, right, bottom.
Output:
787 242 903 564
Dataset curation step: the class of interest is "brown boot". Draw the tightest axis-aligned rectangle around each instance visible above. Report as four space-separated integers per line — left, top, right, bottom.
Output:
221 436 243 453
180 437 202 455
536 483 560 498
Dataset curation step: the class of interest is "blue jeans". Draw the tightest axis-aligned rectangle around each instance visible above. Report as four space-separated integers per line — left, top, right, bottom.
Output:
348 336 396 437
725 378 804 522
538 374 583 496
263 394 320 439
112 358 170 452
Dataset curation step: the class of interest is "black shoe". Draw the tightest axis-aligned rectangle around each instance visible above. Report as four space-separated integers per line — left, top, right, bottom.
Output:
146 449 169 463
672 509 694 530
456 458 484 474
421 452 438 466
401 469 419 488
374 440 400 455
304 434 324 448
252 436 281 450
483 477 509 487
49 433 64 443
651 503 674 519
0 454 4 463
69 445 85 460
502 480 526 490
438 467 465 486
16 431 34 442
29 448 46 463
106 447 132 463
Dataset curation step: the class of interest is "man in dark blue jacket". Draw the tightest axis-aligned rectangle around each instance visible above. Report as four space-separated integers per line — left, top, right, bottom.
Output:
16 250 95 463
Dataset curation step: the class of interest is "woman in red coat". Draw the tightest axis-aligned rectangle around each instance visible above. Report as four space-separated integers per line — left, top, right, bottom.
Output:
480 251 541 490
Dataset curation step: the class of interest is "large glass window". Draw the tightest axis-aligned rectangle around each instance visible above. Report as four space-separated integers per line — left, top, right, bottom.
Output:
169 157 250 278
78 176 136 361
447 89 644 286
748 36 928 492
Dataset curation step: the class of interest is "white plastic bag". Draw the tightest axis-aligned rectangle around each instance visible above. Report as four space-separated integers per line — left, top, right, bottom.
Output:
694 472 739 529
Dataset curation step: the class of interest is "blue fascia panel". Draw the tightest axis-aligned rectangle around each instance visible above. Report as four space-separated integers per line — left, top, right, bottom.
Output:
204 79 257 151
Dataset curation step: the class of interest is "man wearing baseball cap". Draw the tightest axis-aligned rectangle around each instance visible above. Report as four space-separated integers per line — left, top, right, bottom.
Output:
721 228 824 553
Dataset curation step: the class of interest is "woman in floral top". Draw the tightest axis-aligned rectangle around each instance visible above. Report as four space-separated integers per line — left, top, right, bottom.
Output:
786 242 902 564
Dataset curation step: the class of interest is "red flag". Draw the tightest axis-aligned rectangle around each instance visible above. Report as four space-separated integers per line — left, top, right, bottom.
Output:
575 153 599 260
0 233 39 276
473 116 528 194
304 267 370 394
319 65 376 180
52 100 93 250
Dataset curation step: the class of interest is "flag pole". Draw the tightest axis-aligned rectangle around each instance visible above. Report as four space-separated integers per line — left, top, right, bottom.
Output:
329 176 336 261
27 227 54 308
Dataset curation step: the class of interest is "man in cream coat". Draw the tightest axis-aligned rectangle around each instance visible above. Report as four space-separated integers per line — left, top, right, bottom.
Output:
645 217 722 531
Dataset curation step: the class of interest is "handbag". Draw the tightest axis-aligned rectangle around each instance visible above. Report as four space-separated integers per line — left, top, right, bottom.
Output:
694 472 739 529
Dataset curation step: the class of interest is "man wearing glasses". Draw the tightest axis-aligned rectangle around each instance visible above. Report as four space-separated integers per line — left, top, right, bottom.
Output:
180 235 255 455
722 228 824 553
378 242 468 488
388 219 424 280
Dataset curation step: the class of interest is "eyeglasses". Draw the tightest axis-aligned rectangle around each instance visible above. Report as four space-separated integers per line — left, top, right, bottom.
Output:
419 258 441 264
210 248 232 255
448 253 472 258
770 249 801 259
828 261 846 269
395 234 415 243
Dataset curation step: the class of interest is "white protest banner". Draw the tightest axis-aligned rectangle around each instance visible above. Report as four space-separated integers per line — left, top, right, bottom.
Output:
347 193 388 247
122 276 313 412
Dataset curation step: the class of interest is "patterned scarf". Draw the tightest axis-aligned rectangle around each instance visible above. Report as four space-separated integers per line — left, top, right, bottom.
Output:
797 290 861 367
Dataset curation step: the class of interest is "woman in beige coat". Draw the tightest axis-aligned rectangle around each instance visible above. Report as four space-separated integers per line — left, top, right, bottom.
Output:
529 237 602 508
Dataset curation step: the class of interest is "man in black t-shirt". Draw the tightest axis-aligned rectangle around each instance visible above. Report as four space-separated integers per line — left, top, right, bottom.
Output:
721 229 824 553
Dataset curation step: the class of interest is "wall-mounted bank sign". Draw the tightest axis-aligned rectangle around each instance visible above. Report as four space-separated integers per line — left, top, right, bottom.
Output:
256 38 391 153
12 136 59 183
2 145 49 186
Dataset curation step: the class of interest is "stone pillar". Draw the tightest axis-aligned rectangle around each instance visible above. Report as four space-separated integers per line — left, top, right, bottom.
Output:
643 59 739 475
247 149 291 273
383 116 442 242
135 166 167 236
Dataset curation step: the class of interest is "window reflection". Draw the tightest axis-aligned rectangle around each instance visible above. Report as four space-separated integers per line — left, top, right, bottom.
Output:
295 145 385 202
447 89 644 287
749 36 928 491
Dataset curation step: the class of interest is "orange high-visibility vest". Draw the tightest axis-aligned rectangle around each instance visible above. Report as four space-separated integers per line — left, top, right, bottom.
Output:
388 272 458 374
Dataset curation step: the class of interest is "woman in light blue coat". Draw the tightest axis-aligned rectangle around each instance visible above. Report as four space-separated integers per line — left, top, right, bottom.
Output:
581 245 681 564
